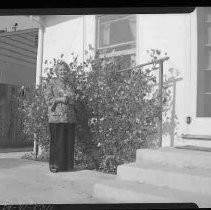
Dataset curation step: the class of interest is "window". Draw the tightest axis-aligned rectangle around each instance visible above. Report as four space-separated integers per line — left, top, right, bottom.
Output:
96 15 137 69
197 7 211 117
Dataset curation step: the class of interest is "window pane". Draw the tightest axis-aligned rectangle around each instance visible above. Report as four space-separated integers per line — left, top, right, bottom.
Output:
203 94 211 117
99 15 136 48
97 15 136 70
204 48 211 69
99 42 136 54
197 8 211 117
204 26 211 44
204 71 211 92
99 23 110 47
109 18 136 45
98 15 130 23
115 54 136 70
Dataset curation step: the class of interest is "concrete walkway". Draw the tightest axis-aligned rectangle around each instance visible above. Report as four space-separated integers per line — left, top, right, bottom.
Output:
0 151 114 205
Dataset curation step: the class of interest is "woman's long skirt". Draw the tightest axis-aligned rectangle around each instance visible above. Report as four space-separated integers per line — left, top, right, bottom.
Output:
49 123 75 171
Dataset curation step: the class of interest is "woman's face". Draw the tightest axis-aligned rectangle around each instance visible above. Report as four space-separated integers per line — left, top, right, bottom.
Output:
57 64 68 80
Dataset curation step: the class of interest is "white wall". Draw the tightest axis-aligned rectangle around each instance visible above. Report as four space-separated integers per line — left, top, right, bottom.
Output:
137 14 190 146
42 15 95 65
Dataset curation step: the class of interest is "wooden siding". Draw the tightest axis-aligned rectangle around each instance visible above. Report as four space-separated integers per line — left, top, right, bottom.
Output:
0 28 38 68
0 84 33 147
0 29 38 147
0 28 38 86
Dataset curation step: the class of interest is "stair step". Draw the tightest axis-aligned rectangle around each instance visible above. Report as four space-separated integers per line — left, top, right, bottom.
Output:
136 147 211 169
93 178 211 207
175 145 211 152
117 162 211 195
175 138 211 148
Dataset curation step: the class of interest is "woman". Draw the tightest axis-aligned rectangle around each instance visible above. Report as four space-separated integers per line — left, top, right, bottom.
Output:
45 62 76 173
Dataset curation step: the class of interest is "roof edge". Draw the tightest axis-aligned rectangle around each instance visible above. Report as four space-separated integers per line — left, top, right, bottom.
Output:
0 7 196 16
0 28 39 37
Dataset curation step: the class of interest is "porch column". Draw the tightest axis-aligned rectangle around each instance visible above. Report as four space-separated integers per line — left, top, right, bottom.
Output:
32 17 45 158
36 26 44 88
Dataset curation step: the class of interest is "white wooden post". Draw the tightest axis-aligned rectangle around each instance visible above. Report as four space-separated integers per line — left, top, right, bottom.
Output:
34 21 44 158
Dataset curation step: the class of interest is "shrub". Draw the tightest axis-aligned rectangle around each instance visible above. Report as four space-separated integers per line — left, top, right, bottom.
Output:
21 151 49 162
17 86 50 153
19 48 170 174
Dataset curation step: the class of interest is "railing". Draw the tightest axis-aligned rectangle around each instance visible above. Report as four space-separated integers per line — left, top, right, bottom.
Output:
116 56 170 147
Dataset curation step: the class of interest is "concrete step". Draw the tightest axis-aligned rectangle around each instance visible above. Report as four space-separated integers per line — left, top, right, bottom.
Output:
136 147 211 169
93 178 211 208
175 138 211 148
175 145 211 152
117 162 211 196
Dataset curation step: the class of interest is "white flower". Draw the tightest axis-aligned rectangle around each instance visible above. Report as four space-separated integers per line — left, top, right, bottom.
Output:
135 118 140 123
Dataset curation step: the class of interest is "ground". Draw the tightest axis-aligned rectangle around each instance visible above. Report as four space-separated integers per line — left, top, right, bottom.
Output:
0 150 113 205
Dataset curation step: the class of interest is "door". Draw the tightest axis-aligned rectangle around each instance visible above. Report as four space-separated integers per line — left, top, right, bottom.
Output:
187 7 211 136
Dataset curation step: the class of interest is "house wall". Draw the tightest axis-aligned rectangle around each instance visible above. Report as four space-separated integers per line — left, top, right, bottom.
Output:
0 84 32 147
0 29 38 87
0 61 36 87
42 15 95 64
137 14 190 146
42 14 191 147
0 29 38 147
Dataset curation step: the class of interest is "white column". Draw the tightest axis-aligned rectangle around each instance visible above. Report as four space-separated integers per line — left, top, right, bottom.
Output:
34 25 44 157
36 26 44 87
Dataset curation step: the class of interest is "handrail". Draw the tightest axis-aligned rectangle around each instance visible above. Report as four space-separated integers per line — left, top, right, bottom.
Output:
116 56 169 73
115 56 170 147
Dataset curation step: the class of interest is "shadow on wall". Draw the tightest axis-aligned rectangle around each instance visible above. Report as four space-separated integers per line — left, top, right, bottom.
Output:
163 68 182 147
44 15 83 27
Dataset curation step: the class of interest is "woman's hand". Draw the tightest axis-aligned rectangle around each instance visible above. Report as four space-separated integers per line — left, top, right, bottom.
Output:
63 94 69 103
54 95 69 105
56 97 66 104
51 101 57 112
51 97 66 111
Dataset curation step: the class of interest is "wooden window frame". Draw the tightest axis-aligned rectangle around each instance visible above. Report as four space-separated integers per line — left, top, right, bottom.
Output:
96 14 137 58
